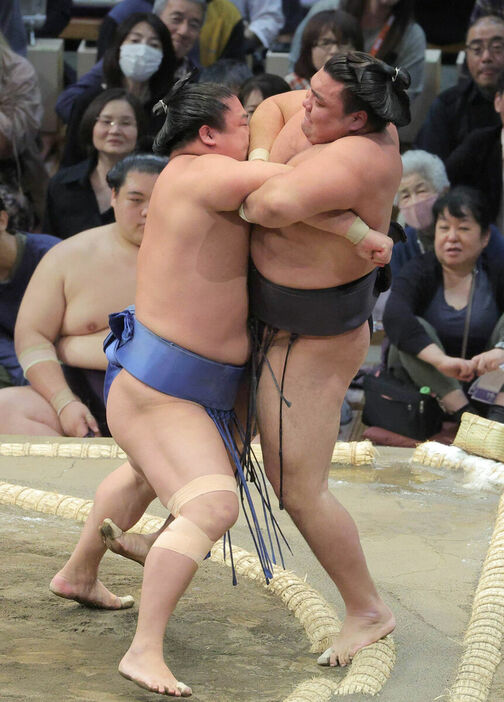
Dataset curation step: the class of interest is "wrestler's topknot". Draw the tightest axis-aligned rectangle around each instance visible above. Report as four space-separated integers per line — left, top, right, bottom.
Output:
153 78 235 157
324 51 411 130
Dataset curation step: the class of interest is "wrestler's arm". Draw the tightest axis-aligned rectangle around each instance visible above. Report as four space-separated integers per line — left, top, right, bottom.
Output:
248 91 307 157
243 140 393 263
56 330 109 371
14 249 101 437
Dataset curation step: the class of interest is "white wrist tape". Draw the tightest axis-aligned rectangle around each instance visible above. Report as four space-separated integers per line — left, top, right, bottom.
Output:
345 216 370 245
50 387 78 416
248 148 270 161
239 202 253 223
19 343 59 377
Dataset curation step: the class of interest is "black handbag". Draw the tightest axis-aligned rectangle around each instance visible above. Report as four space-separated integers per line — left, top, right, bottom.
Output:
362 372 444 440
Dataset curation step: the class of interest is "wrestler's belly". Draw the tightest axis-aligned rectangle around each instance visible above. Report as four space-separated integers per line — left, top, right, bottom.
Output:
251 224 375 288
136 293 250 367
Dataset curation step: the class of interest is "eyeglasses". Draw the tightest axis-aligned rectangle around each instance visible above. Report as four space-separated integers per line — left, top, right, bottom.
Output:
465 38 504 57
95 117 137 129
313 39 351 51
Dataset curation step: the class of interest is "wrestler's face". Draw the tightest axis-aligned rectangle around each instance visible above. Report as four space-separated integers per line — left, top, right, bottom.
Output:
111 170 161 246
214 96 250 160
301 69 366 144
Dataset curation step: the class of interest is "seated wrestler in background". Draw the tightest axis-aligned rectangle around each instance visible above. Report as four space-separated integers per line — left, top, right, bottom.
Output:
0 153 167 437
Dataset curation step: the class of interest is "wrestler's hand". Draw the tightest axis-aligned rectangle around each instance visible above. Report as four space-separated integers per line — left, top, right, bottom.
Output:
58 400 101 438
354 230 393 267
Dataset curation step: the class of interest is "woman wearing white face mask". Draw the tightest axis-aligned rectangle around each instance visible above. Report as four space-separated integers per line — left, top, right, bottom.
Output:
61 12 177 167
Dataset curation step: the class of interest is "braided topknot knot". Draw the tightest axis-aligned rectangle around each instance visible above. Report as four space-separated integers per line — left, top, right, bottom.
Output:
153 67 199 118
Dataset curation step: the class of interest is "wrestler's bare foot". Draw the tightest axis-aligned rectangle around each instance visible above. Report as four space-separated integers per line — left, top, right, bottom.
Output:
49 572 134 609
119 647 192 697
318 603 395 667
100 518 152 566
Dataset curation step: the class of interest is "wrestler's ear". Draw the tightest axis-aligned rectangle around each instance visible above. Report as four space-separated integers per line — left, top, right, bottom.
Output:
199 124 217 146
347 110 368 132
110 187 119 209
0 209 8 232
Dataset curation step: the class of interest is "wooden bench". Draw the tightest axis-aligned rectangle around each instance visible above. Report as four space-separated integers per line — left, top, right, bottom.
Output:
59 17 102 42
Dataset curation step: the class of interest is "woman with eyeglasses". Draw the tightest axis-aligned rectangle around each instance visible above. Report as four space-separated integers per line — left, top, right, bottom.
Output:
43 89 148 239
289 0 426 104
60 12 177 168
285 9 363 89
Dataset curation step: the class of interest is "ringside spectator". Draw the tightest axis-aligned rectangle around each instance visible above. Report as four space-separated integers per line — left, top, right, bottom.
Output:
384 187 504 425
0 153 167 438
415 15 504 161
44 90 148 239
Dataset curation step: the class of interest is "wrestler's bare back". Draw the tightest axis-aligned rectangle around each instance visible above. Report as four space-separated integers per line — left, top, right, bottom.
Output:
135 154 290 366
251 110 403 289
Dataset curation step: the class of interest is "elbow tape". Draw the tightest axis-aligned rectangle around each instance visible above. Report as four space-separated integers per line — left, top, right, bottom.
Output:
18 343 59 378
345 216 370 245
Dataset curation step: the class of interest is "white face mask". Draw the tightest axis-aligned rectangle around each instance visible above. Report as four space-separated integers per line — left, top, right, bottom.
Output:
119 43 163 82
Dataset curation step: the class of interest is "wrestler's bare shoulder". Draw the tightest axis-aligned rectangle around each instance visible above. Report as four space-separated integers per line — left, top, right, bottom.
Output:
35 224 113 268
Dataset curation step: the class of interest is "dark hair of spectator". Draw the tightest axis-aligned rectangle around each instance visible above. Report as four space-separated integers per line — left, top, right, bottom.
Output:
239 73 291 105
153 79 234 156
106 152 168 190
78 88 149 164
433 186 492 234
324 51 410 130
341 0 415 64
102 12 177 102
295 10 364 80
199 59 253 95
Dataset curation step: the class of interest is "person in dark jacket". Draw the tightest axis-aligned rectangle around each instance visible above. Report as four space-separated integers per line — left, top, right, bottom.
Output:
0 195 60 388
445 71 504 229
384 187 504 424
415 15 504 161
44 89 149 239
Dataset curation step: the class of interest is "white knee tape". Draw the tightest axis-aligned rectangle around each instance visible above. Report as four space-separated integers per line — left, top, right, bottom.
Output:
167 474 237 518
152 515 214 564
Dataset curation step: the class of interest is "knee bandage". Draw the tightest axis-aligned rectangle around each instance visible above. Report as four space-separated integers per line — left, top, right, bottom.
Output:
18 343 59 377
167 474 237 518
155 474 238 565
152 515 214 564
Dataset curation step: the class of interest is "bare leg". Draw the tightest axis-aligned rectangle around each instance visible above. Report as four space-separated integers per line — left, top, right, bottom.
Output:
440 388 470 413
107 370 239 695
100 516 172 566
0 386 62 435
50 460 156 608
258 324 395 666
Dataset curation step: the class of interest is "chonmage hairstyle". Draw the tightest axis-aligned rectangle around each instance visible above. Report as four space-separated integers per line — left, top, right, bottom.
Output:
152 75 235 156
324 51 411 131
106 152 169 190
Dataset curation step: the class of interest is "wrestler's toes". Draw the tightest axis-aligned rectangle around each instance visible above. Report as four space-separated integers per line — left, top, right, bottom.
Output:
176 681 192 697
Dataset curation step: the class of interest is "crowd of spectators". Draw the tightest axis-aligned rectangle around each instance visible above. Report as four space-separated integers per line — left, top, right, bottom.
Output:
2 0 504 440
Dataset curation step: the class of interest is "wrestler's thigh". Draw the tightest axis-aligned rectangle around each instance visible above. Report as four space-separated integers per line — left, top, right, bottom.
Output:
0 386 61 433
106 370 235 506
257 324 370 493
